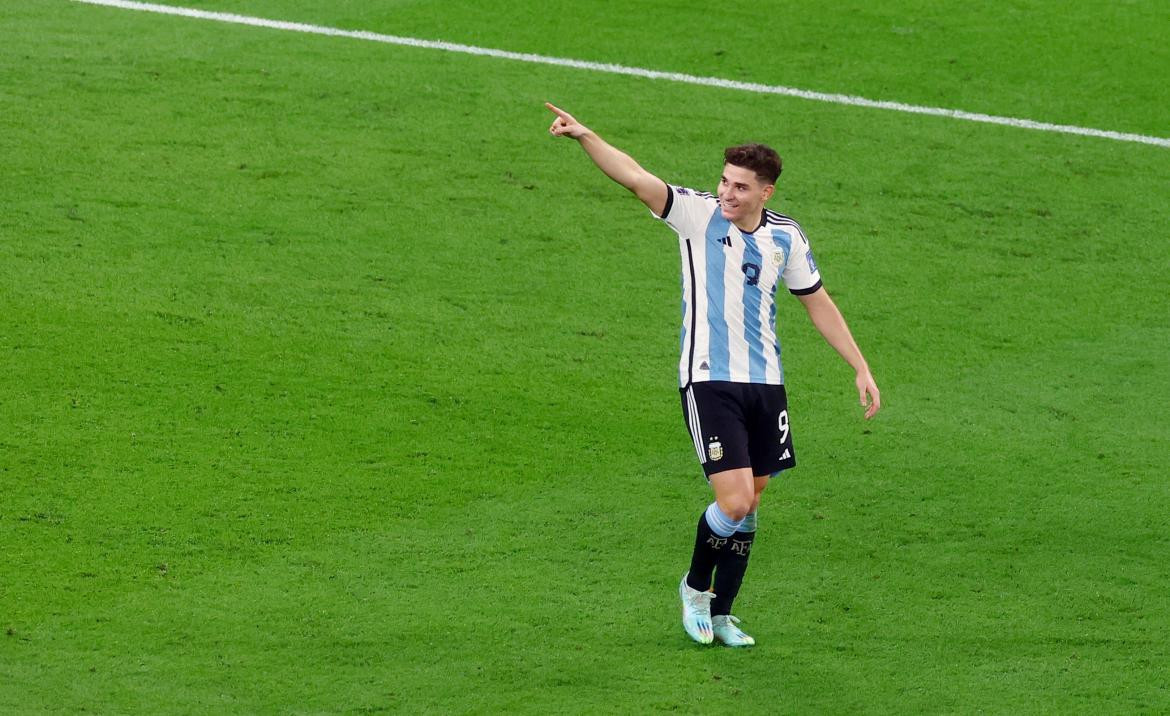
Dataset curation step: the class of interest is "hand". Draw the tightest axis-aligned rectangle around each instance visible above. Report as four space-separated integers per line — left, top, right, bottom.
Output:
545 102 590 139
856 369 881 420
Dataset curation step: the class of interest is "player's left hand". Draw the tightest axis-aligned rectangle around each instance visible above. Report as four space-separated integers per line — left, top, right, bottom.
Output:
856 369 881 419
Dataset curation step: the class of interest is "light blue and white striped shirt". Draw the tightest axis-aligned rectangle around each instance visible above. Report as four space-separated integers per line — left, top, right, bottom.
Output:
657 184 822 388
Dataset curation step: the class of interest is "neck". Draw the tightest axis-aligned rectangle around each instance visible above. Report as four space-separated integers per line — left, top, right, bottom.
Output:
733 210 764 234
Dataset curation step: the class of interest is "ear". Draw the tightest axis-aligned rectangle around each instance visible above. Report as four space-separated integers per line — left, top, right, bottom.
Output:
761 184 775 201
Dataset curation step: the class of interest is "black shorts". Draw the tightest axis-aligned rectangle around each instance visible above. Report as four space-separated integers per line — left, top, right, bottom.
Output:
680 381 796 478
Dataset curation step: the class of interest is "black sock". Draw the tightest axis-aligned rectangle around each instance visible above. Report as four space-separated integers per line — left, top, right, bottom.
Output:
711 529 756 616
685 510 727 592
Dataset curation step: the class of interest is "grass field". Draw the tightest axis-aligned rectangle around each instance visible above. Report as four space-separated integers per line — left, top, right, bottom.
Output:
3 0 1169 712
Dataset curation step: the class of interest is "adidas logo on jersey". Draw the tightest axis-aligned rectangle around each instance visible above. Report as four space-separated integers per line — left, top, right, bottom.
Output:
719 235 732 247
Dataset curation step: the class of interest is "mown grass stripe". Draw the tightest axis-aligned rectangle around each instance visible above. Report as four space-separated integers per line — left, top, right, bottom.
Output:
73 0 1170 149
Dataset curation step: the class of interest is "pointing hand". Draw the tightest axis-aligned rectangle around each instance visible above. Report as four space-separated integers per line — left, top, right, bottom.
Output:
545 102 590 139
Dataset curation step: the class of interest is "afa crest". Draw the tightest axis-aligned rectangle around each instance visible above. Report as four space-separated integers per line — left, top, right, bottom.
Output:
772 249 785 265
707 439 723 461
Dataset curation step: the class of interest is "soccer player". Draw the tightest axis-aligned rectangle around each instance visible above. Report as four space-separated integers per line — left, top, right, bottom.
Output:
545 102 880 647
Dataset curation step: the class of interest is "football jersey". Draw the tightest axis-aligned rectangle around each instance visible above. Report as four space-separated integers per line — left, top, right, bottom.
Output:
655 184 822 387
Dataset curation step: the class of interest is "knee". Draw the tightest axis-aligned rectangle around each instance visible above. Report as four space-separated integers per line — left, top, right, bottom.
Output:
719 495 754 522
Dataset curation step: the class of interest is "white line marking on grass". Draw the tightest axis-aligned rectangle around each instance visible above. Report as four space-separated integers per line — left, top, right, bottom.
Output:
74 0 1169 149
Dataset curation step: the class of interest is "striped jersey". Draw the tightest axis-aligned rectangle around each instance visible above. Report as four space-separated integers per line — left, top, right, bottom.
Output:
656 184 823 387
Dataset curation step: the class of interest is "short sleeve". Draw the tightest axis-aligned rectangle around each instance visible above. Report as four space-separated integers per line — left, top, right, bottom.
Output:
654 184 718 236
781 225 823 295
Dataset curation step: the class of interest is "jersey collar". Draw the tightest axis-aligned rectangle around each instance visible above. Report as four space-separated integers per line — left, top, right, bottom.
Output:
737 210 767 235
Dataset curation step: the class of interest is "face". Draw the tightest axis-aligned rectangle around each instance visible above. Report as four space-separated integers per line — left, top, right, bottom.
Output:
717 163 774 228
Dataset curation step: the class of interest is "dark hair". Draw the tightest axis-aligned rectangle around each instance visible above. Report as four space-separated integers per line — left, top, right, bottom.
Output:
723 143 782 185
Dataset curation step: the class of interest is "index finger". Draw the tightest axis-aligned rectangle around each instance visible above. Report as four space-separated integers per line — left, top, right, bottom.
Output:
544 101 570 119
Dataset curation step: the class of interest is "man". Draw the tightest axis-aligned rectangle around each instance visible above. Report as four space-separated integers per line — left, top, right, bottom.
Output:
545 102 880 647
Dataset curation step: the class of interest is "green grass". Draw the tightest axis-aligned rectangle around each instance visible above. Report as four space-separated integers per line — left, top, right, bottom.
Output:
2 0 1169 712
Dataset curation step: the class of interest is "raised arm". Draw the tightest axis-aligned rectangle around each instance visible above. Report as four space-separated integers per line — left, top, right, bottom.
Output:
545 102 668 216
797 287 881 419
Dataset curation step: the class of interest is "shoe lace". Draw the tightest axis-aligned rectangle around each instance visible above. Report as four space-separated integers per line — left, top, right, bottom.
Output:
714 615 746 631
687 590 716 609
